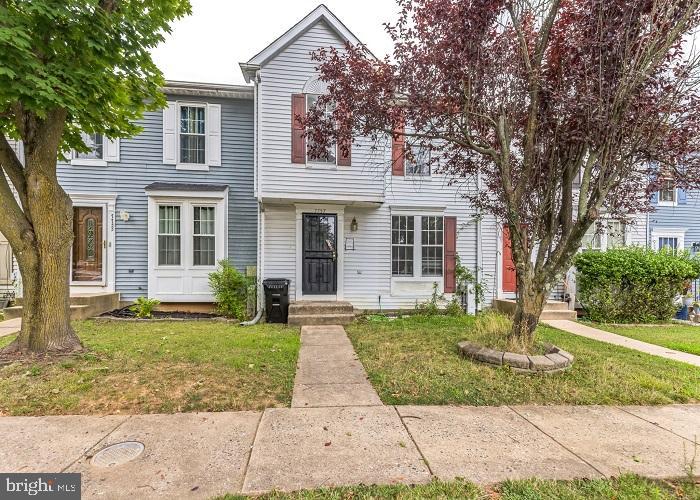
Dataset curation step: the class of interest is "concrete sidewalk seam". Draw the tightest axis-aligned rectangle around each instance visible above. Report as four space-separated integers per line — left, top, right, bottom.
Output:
508 406 605 478
60 415 131 473
393 405 434 477
615 406 699 444
238 410 264 493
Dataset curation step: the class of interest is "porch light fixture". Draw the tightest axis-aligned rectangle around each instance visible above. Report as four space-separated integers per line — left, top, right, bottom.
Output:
692 242 700 253
119 210 130 222
350 217 358 232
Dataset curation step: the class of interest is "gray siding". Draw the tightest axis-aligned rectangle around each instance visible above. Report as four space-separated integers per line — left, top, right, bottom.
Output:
649 190 700 251
58 95 256 301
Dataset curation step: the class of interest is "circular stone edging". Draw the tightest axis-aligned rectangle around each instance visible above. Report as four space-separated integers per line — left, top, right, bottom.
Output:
457 341 574 373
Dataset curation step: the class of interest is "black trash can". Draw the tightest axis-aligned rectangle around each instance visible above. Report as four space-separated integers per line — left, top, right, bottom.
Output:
263 278 291 323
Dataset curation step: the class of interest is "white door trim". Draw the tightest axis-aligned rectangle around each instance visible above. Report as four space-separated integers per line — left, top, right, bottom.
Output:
295 204 345 302
68 193 117 293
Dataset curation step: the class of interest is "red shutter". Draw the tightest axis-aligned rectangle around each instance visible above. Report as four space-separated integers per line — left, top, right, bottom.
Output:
391 122 405 176
338 136 351 166
444 216 457 293
291 94 306 164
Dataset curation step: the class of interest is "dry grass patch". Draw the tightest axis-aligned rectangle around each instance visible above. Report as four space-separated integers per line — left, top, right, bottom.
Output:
0 320 299 416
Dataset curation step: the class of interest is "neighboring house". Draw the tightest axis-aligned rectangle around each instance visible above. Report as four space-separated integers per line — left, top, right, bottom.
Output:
53 82 257 303
239 5 499 312
648 181 697 253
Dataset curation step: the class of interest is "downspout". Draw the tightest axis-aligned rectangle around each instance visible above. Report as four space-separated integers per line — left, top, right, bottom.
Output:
475 172 483 313
242 71 265 326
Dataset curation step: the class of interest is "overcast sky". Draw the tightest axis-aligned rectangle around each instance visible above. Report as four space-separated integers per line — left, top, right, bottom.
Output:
151 0 398 85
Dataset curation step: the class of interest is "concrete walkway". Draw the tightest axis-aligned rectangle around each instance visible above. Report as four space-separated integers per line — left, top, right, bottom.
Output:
0 318 20 338
544 319 700 367
291 325 382 408
1 404 698 498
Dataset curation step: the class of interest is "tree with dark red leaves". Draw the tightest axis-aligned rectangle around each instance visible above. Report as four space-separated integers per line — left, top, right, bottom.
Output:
303 0 700 347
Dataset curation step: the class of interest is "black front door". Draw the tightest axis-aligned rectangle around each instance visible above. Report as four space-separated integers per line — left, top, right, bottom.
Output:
302 213 337 295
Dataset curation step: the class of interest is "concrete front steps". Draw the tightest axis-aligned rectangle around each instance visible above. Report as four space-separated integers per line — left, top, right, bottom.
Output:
493 299 577 320
288 301 355 326
3 292 120 321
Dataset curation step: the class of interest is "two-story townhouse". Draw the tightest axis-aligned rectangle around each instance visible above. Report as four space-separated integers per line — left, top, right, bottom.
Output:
42 82 257 306
240 5 499 316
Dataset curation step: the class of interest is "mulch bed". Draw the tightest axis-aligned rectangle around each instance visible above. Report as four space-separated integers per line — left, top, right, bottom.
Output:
100 306 227 321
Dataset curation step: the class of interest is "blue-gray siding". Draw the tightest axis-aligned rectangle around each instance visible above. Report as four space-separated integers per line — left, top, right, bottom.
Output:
649 189 700 251
57 95 256 301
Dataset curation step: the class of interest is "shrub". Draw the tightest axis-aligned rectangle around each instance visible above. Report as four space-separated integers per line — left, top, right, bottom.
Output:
209 260 255 320
414 282 443 316
129 297 160 319
574 247 700 323
445 298 465 317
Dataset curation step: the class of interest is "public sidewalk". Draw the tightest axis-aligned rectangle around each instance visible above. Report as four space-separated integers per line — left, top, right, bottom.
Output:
543 319 700 367
1 404 698 498
0 318 20 338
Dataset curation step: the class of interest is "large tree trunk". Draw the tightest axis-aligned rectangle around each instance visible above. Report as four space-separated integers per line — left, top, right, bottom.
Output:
510 274 549 350
0 111 81 355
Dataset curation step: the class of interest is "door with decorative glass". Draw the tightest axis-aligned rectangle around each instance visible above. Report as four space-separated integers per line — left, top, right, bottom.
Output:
72 207 104 283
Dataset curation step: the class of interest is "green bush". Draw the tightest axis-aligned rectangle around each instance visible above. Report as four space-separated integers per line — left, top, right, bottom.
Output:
208 260 255 320
574 247 700 323
129 297 160 319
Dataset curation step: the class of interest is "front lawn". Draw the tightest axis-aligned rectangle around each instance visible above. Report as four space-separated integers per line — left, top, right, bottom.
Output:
0 320 299 416
589 322 700 356
346 315 700 406
218 475 698 499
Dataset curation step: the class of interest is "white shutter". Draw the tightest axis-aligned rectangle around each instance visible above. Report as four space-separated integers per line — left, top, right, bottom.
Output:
7 140 24 165
104 138 120 162
163 101 178 165
207 103 221 167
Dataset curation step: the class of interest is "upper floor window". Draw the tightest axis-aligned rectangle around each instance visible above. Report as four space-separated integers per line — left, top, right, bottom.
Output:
180 105 206 165
405 145 431 176
306 94 336 165
75 133 104 160
659 180 676 205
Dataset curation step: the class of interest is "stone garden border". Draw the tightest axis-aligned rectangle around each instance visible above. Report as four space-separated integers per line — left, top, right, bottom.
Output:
457 341 574 373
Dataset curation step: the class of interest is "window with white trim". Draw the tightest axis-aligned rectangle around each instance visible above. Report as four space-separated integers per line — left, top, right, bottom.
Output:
75 133 104 160
179 105 206 164
659 180 677 205
193 206 216 266
306 94 336 164
405 145 431 176
582 220 626 251
392 215 414 276
158 205 181 266
391 215 444 277
659 237 679 252
606 220 626 249
421 216 443 276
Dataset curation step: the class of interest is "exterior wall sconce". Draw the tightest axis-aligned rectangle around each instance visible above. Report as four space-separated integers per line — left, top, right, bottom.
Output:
692 242 700 253
119 210 130 222
350 217 358 232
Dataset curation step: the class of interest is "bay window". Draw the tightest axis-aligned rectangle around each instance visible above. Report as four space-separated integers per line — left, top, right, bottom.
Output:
158 205 181 266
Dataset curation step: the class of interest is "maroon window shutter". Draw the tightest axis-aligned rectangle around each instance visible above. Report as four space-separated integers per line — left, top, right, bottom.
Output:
391 122 405 176
291 94 306 164
444 216 457 293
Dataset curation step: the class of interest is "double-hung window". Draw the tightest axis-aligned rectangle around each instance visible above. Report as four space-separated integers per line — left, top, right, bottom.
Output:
582 220 626 251
606 220 626 249
158 205 181 266
193 206 216 266
659 180 676 205
405 145 431 176
391 215 444 277
75 133 104 160
179 105 206 165
392 216 414 276
306 94 336 164
421 216 443 276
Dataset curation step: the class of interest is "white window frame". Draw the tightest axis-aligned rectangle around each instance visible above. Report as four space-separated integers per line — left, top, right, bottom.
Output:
581 219 628 251
405 145 432 177
192 204 217 267
156 203 184 268
391 212 445 282
177 102 208 171
305 94 337 167
658 180 677 207
391 215 415 277
652 228 686 252
71 132 109 167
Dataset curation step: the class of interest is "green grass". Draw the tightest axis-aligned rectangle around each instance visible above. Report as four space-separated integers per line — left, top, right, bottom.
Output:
589 322 700 356
346 315 700 406
216 475 698 499
0 319 299 416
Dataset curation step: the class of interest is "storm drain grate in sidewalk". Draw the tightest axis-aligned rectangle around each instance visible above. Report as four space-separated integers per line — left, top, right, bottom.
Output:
91 441 145 467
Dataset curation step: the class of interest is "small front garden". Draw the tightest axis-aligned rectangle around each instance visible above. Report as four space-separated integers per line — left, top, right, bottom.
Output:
590 323 700 356
0 320 299 416
218 474 698 499
346 314 700 407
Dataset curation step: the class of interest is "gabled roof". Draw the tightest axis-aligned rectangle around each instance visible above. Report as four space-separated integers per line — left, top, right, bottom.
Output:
239 4 370 83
